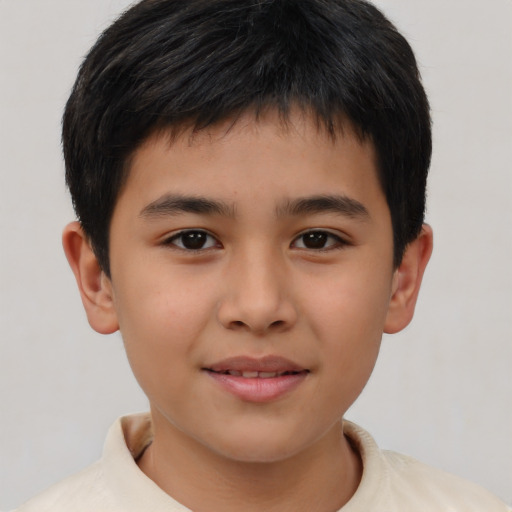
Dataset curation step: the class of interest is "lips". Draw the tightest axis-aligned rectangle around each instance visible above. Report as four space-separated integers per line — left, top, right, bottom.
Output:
203 355 309 402
210 370 302 378
204 355 308 375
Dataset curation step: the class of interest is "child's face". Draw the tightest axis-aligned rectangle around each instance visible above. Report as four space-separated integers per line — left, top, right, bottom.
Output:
104 111 399 462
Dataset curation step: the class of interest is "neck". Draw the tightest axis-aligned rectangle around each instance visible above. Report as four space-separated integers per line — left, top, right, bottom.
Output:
138 414 362 512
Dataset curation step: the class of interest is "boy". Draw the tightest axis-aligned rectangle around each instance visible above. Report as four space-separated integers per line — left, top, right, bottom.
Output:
14 0 510 510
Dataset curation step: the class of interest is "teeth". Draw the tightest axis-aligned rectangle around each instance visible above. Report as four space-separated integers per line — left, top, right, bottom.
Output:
259 372 278 378
241 371 259 378
213 369 302 378
221 371 296 378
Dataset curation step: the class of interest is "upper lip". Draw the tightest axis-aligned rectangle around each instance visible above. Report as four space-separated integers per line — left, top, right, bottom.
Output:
204 355 308 374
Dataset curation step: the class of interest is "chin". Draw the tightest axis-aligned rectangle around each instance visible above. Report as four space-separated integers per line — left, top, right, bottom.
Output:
204 424 317 464
216 443 301 464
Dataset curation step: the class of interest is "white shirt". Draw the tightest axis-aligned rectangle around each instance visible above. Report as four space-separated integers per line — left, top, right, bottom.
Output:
14 413 511 511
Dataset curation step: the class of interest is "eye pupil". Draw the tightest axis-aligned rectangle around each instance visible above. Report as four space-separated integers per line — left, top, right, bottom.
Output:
303 232 328 249
181 231 207 250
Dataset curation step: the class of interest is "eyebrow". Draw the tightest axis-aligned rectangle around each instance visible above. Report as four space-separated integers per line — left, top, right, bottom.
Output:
139 193 369 221
276 195 370 220
140 194 236 218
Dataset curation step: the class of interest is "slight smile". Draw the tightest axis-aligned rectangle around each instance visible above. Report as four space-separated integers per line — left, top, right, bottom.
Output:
203 356 310 402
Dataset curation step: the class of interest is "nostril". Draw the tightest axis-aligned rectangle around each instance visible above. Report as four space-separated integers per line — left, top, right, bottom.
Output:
227 319 286 332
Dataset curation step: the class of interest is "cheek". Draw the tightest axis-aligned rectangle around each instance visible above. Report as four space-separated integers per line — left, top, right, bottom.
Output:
111 270 217 382
313 294 383 415
302 266 391 395
305 266 392 341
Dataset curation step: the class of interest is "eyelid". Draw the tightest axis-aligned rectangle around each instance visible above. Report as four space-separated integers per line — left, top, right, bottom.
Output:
162 228 222 251
291 229 349 251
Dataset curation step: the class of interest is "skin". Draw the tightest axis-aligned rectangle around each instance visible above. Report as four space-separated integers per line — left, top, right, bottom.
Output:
63 110 432 512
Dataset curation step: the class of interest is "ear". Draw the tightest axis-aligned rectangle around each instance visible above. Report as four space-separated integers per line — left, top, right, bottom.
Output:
384 224 433 334
62 221 119 334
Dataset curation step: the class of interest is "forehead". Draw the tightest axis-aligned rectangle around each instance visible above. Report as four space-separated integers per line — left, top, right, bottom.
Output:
118 109 384 217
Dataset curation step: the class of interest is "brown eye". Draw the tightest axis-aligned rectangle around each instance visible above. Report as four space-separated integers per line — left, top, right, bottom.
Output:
302 232 328 249
168 230 219 250
292 230 344 250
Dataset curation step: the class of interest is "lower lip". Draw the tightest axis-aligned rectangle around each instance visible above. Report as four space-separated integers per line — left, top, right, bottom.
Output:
206 371 308 403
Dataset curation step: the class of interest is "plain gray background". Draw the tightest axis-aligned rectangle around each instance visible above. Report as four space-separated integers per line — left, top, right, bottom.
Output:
1 0 511 509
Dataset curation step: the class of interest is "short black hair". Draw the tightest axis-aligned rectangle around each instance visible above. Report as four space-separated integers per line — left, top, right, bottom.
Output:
63 0 431 276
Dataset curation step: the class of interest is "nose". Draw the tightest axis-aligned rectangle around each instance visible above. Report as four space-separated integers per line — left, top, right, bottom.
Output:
217 247 298 334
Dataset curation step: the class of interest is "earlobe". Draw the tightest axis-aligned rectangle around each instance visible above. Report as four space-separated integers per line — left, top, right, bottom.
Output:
62 221 119 335
384 224 433 334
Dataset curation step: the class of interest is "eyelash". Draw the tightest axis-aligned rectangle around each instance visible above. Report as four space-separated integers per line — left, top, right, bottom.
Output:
164 230 220 252
291 230 348 251
162 229 348 252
